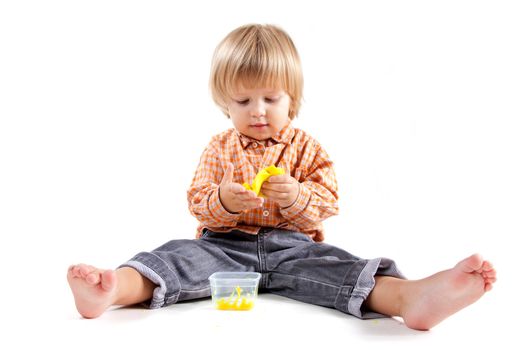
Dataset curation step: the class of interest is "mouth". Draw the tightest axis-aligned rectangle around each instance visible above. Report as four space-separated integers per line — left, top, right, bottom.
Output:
251 123 269 128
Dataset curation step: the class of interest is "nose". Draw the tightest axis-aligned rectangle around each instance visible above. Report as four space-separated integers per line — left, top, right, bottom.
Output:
250 99 266 118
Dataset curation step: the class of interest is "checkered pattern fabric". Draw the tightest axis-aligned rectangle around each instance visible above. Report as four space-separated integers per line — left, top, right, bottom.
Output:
187 122 338 242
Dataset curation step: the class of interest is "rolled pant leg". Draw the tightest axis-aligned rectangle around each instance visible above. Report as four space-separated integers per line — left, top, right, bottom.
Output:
119 230 259 309
262 229 405 319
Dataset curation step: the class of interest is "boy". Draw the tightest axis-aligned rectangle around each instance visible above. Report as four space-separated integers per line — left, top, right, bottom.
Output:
67 24 496 330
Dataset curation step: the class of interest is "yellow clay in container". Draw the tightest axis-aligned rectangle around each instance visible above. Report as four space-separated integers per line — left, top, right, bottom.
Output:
214 286 254 311
215 297 254 310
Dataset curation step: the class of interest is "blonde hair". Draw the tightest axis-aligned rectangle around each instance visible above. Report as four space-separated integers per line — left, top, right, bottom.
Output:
210 24 303 119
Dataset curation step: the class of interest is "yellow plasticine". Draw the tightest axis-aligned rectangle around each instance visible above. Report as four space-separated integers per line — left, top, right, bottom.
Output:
215 297 254 310
243 165 285 197
214 285 255 311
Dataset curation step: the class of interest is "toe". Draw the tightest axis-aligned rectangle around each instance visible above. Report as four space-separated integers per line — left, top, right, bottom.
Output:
457 253 483 273
484 269 497 278
482 260 494 271
78 265 90 278
75 264 99 280
78 264 97 278
100 270 117 292
86 271 101 285
72 265 83 278
487 276 497 283
67 265 79 279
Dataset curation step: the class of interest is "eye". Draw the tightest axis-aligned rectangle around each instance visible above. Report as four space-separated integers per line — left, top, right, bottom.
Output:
265 96 280 103
236 99 249 105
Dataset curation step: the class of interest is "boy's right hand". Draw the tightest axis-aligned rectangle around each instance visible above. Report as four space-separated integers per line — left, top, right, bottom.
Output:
219 163 264 213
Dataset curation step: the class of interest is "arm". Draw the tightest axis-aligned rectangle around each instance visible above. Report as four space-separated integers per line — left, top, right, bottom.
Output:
261 145 339 229
187 146 263 228
187 145 239 228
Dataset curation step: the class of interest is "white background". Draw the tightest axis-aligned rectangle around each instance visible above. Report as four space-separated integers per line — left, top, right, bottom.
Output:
1 1 524 349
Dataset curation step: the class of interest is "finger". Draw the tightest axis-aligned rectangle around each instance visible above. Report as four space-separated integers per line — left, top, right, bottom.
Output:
232 188 258 199
230 184 252 195
246 202 264 210
267 175 291 183
261 188 289 200
241 192 259 200
250 197 264 206
262 183 290 193
236 197 264 209
238 196 264 206
220 162 234 185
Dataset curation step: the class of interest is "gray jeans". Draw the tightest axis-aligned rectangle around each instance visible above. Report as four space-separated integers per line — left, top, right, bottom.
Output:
120 228 404 319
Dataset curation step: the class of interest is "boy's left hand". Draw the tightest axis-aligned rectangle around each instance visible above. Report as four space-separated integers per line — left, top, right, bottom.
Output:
260 174 300 208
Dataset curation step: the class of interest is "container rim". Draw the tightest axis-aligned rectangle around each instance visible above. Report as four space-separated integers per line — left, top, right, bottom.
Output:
208 271 262 281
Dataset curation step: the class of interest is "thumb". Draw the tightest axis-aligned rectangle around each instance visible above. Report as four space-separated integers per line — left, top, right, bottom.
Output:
220 162 234 185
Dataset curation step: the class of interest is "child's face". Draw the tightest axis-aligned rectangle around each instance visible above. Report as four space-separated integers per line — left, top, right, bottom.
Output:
227 86 291 141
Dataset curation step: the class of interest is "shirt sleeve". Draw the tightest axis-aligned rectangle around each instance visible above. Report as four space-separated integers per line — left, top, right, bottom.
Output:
187 144 240 228
279 144 339 229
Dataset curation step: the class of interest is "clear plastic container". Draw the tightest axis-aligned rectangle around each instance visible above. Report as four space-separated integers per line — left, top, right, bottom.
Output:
208 272 262 311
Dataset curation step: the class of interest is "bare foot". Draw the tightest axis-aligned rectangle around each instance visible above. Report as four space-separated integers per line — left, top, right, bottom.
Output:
67 264 117 319
401 254 497 330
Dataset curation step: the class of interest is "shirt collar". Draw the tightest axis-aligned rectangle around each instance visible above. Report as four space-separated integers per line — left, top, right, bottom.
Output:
237 122 295 149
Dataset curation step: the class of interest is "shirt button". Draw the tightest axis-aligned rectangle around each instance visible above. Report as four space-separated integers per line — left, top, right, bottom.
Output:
263 210 270 217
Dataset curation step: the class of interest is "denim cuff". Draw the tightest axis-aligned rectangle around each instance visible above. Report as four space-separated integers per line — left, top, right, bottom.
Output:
119 252 182 309
335 257 405 319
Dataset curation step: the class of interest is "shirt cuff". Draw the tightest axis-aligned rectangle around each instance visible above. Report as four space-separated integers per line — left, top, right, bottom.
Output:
279 183 311 218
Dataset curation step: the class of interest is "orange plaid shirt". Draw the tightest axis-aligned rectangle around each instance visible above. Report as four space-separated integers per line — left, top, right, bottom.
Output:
187 122 339 242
